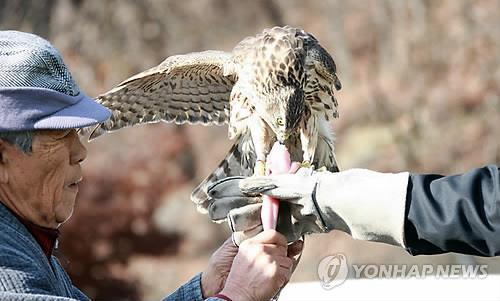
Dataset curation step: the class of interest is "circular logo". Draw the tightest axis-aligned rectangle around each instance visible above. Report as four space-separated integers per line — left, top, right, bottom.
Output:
317 253 349 290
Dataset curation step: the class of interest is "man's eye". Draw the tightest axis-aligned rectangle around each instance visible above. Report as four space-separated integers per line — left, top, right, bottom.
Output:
276 118 284 126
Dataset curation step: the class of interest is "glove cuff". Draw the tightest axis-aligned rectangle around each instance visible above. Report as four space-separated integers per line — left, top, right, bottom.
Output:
311 182 332 232
315 169 410 246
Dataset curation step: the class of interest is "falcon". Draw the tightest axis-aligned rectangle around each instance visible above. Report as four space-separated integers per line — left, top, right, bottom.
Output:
87 26 342 209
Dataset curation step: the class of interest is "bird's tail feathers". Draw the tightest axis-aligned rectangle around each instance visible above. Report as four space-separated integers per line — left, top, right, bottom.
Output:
191 132 256 213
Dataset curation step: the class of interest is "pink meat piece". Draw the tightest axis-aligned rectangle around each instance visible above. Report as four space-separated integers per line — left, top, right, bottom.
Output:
261 142 291 230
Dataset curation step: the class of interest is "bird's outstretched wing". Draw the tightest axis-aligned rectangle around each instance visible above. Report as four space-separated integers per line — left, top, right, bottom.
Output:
85 50 236 140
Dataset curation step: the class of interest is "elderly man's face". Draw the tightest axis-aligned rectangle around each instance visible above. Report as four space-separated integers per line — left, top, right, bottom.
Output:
0 129 87 228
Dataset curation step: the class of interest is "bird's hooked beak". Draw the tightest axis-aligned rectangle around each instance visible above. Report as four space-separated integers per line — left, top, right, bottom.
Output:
277 133 290 144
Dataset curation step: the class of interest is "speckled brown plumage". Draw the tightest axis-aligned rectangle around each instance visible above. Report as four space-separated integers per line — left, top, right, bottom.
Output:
88 26 342 210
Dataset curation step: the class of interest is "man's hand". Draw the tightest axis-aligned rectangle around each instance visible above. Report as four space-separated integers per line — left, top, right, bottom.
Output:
201 233 303 299
201 237 238 298
220 230 296 301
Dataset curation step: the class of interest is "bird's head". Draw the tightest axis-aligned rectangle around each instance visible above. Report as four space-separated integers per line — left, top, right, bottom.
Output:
259 85 305 144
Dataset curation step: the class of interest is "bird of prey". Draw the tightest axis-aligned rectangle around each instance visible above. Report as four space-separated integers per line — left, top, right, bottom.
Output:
88 26 341 210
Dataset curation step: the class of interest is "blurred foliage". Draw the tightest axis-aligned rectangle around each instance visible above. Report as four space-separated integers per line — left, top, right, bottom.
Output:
1 0 499 300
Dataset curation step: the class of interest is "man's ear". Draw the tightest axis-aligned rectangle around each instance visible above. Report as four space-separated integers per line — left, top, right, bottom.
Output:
0 139 9 184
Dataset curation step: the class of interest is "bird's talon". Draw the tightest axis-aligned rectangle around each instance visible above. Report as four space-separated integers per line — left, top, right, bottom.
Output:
300 161 312 168
254 161 266 176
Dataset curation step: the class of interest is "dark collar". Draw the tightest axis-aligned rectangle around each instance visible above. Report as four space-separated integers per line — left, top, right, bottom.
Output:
2 204 59 258
19 218 59 259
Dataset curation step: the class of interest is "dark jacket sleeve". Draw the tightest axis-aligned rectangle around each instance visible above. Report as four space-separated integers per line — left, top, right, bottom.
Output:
404 165 500 256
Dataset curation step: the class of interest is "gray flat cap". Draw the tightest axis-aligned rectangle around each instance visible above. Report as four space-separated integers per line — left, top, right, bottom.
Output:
0 30 110 132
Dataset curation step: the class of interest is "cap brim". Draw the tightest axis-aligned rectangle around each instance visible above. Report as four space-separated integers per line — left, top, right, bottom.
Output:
34 94 111 130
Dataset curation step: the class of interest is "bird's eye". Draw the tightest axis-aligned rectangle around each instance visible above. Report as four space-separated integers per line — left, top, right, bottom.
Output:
276 117 284 126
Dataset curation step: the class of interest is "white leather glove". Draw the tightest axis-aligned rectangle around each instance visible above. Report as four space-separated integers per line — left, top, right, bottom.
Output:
207 168 325 245
207 168 410 246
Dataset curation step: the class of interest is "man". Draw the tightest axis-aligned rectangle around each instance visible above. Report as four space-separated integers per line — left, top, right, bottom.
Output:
208 165 500 256
0 31 300 301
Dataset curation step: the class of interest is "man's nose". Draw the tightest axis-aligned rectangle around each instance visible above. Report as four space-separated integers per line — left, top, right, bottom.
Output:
70 131 87 164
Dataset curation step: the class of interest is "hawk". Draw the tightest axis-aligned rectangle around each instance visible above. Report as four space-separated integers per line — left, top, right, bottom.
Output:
87 26 341 210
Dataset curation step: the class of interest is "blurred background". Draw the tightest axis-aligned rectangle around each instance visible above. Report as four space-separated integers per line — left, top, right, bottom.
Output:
1 0 499 300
